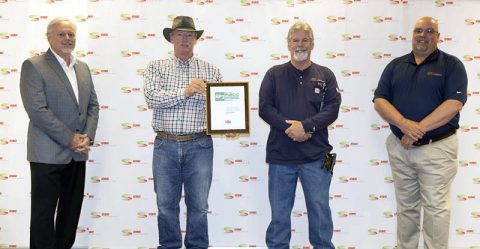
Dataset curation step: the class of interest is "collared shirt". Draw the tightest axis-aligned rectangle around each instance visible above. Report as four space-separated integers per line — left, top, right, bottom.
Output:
143 56 223 135
259 62 341 165
374 49 468 140
50 48 79 103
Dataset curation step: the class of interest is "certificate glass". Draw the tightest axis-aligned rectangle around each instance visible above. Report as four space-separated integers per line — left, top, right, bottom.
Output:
206 82 249 134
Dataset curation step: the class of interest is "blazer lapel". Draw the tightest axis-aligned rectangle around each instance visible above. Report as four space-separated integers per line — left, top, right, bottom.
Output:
45 49 78 106
74 63 87 108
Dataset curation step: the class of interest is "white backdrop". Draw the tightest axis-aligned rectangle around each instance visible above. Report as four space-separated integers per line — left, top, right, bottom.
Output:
0 0 479 248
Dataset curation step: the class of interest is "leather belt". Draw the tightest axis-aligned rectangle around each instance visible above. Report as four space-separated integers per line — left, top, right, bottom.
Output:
412 129 456 146
156 131 207 142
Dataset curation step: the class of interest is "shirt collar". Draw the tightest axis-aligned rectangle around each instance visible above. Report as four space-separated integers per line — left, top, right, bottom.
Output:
406 49 440 65
173 55 195 67
50 48 76 68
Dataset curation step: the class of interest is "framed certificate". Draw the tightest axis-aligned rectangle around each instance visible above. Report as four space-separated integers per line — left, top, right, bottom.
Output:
206 82 250 134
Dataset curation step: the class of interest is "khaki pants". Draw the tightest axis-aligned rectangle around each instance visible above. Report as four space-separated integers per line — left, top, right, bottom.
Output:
386 133 458 249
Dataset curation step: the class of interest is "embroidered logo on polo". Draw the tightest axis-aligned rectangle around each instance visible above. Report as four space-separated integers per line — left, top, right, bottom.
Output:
427 71 443 76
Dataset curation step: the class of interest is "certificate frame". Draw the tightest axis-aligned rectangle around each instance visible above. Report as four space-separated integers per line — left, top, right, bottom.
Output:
206 82 250 135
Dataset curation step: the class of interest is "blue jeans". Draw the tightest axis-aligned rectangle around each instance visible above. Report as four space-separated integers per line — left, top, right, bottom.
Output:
266 158 334 249
152 135 213 249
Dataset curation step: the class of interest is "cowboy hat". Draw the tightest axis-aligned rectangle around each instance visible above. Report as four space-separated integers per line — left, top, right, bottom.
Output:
163 16 204 42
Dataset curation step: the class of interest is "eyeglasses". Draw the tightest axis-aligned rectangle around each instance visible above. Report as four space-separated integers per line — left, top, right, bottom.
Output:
413 28 437 35
289 38 312 44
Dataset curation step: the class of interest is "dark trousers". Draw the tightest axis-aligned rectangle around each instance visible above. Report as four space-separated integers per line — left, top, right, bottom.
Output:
29 160 86 249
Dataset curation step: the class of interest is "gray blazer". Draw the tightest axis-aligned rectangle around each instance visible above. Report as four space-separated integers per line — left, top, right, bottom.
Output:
20 49 99 164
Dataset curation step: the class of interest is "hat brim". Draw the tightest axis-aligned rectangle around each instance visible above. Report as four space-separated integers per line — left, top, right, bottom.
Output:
163 28 204 42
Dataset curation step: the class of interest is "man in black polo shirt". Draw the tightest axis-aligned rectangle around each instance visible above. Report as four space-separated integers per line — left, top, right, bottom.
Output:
259 21 341 249
373 16 468 249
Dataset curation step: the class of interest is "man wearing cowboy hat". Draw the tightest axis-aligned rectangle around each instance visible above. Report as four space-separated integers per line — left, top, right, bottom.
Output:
143 16 222 249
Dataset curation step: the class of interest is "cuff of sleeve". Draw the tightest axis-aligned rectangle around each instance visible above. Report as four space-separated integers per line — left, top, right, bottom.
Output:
302 119 315 133
89 137 94 146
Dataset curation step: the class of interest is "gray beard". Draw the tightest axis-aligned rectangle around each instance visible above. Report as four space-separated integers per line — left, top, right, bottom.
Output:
293 51 309 62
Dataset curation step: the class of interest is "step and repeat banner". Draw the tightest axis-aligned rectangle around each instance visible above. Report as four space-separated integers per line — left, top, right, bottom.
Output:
0 0 479 248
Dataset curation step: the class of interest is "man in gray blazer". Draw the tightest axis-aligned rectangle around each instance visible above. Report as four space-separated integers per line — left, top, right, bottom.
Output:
19 17 99 249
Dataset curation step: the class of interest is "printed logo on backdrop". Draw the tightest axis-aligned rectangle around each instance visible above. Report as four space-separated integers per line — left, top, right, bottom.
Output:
337 175 359 183
467 90 480 97
75 50 94 58
238 244 259 248
383 211 397 218
0 67 18 75
136 176 154 183
91 140 112 148
90 211 114 219
0 244 18 248
270 53 289 60
457 194 479 201
121 193 147 201
136 140 153 147
136 68 145 76
340 105 360 113
270 17 298 25
340 70 362 77
225 52 245 60
460 124 479 132
239 70 260 77
238 140 261 148
240 35 262 42
455 228 476 236
89 32 110 39
373 16 394 23
121 158 145 166
238 210 260 216
120 13 141 21
223 226 246 234
28 15 48 21
464 18 480 25
368 159 389 166
239 0 261 6
75 15 93 22
223 158 247 166
120 122 146 130
328 123 346 131
84 193 99 200
121 228 146 236
387 33 407 41
475 143 480 150
435 0 456 7
184 0 214 5
336 246 358 249
0 138 19 145
342 33 363 41
326 16 347 23
136 32 158 39
90 67 111 75
291 244 311 249
337 210 360 218
136 211 156 219
136 104 150 112
471 211 480 218
368 228 391 235
473 177 480 184
238 175 262 182
325 51 347 59
0 32 20 39
0 208 22 216
120 50 143 58
223 192 247 199
344 0 369 4
459 160 478 168
463 55 480 62
372 52 393 59
389 0 408 5
370 123 389 131
330 193 347 200
384 176 394 184
476 107 480 115
368 194 391 201
438 35 454 43
285 0 317 7
90 176 113 183
338 140 360 148
120 87 141 94
225 17 246 24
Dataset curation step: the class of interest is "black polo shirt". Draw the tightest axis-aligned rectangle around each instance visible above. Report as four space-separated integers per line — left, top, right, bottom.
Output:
374 49 468 140
259 62 341 164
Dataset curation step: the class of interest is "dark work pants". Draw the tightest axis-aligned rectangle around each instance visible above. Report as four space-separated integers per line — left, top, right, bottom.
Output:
29 160 86 249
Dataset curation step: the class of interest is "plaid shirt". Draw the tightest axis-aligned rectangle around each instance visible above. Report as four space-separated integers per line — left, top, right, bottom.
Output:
143 56 223 135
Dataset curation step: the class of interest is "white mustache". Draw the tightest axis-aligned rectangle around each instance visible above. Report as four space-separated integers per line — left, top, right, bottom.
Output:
294 48 308 53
